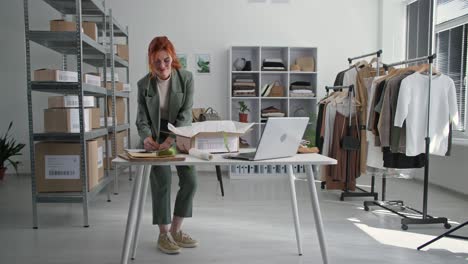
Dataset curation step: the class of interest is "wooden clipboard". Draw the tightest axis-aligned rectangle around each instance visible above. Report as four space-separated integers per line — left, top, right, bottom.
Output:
118 153 186 162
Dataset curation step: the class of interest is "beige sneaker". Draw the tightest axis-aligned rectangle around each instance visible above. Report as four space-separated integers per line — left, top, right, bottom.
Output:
171 230 199 248
158 233 181 254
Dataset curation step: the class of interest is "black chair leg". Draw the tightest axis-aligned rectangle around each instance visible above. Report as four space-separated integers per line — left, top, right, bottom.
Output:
215 165 224 197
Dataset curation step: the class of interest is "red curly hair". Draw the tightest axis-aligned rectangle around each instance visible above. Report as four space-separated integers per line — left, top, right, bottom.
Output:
148 36 181 75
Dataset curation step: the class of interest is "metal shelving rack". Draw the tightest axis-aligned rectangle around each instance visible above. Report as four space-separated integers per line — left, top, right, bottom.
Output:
24 0 131 228
107 8 131 193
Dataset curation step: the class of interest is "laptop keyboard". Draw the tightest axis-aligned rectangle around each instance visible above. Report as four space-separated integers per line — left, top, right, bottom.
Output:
241 152 256 158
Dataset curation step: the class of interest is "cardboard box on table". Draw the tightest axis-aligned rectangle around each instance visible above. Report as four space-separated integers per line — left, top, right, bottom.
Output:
168 121 254 153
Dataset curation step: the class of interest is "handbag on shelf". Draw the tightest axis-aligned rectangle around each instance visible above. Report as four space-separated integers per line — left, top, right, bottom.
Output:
199 107 221 121
192 108 205 122
268 81 284 97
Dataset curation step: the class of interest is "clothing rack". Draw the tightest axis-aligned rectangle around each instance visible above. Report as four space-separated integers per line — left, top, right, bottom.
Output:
364 54 452 231
348 49 382 65
322 85 378 201
323 50 382 201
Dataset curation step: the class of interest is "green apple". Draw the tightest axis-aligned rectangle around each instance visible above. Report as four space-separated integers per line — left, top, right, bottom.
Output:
158 146 177 157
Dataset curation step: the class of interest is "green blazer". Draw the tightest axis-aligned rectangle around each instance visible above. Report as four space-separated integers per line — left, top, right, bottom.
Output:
136 69 194 142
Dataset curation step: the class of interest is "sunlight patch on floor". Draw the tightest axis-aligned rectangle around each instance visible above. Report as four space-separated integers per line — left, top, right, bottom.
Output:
354 223 468 254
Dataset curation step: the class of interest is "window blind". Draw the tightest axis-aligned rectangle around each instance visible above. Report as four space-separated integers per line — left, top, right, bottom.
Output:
436 25 467 131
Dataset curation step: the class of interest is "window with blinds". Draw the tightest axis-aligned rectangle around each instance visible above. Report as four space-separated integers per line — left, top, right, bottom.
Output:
406 0 431 59
407 0 468 132
436 25 467 131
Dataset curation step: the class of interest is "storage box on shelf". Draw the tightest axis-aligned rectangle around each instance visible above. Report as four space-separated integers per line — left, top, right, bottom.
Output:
44 108 100 133
107 97 126 125
229 46 318 179
104 130 128 170
34 139 104 193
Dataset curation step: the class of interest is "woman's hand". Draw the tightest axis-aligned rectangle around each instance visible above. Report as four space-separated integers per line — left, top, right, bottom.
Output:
159 137 174 151
144 136 159 151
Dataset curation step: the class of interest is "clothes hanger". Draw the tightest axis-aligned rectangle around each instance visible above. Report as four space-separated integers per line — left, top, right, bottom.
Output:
416 63 441 75
354 60 369 69
320 91 338 104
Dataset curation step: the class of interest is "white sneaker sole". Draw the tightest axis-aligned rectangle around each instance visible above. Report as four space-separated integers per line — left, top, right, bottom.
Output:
176 242 199 248
158 244 181 254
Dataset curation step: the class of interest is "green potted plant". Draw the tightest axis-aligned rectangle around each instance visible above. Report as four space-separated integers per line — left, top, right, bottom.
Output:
238 101 250 123
0 122 25 181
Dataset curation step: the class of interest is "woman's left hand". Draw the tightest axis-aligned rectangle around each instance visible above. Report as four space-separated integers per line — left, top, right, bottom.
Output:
159 138 174 151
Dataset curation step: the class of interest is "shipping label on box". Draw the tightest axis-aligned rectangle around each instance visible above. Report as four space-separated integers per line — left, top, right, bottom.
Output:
101 71 119 82
57 70 78 82
69 108 90 132
100 117 113 127
48 96 95 108
123 83 131 91
83 73 101 87
97 146 103 169
64 96 95 108
194 135 238 153
45 155 80 180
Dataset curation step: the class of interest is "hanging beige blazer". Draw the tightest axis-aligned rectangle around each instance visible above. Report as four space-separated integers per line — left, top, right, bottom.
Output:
136 69 194 143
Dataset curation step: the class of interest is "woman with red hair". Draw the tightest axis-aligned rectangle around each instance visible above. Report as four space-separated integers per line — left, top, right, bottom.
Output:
136 36 198 254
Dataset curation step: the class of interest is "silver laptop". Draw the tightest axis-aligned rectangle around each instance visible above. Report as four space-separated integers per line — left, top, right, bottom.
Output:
224 117 309 161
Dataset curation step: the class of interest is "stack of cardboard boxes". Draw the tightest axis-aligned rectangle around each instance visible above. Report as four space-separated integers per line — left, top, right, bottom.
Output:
32 19 130 193
37 95 104 192
45 96 100 132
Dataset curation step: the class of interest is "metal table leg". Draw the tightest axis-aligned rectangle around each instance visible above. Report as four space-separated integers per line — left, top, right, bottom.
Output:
286 165 303 256
215 165 224 196
306 165 328 264
131 165 151 260
120 165 144 264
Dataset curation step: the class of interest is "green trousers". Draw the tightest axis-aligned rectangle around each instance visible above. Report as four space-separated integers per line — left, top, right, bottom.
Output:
149 165 197 225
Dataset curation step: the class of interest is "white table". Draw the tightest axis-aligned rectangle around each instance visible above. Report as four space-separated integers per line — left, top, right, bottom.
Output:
113 153 336 264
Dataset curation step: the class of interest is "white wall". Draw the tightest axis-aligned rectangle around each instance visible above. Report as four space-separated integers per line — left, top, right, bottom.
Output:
1 0 380 173
418 145 468 195
379 0 407 63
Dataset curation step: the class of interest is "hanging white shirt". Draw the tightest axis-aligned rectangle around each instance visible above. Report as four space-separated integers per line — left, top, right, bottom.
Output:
394 72 458 156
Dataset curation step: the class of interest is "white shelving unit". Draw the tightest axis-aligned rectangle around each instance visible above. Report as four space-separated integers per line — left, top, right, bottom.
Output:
228 46 318 179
